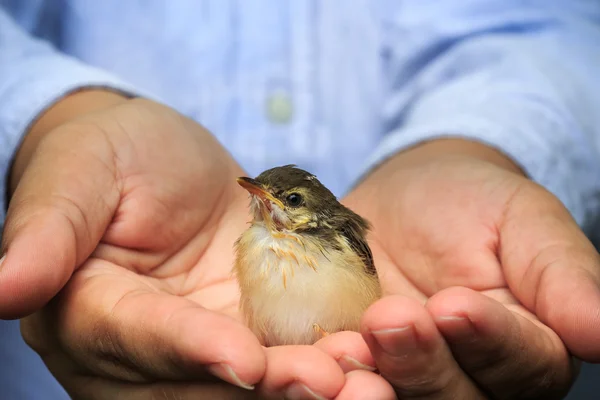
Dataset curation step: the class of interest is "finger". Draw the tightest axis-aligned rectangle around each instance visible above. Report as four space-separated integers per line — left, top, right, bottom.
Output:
499 185 600 361
0 126 121 318
361 295 485 399
64 375 258 400
258 345 346 400
427 286 575 400
335 370 396 400
314 331 377 373
30 261 266 390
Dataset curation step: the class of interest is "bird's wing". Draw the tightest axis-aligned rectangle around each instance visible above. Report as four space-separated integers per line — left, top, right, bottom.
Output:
340 223 376 276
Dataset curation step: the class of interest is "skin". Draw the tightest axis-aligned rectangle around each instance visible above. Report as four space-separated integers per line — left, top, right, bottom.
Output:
2 90 391 399
343 139 600 399
1 89 599 399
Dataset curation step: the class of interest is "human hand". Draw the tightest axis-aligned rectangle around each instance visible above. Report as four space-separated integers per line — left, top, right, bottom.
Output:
0 91 395 399
341 139 600 399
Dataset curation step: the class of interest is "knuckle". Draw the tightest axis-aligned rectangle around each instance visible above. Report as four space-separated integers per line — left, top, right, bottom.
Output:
387 359 459 398
91 319 127 367
510 354 575 400
87 291 148 380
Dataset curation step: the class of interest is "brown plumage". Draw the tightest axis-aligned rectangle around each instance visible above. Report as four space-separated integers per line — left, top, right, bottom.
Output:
233 165 381 346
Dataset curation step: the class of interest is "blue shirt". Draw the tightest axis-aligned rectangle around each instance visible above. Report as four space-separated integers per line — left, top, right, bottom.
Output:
1 1 600 398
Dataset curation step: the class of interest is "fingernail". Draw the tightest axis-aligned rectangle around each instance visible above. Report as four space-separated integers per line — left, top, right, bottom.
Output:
207 363 255 390
371 325 416 356
285 383 328 400
339 355 376 372
436 316 475 339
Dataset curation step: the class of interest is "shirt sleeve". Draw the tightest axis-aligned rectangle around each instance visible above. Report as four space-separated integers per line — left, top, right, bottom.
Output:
361 1 600 232
0 8 152 224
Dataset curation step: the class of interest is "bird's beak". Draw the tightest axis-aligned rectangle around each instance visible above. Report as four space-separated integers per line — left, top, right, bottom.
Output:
236 177 285 211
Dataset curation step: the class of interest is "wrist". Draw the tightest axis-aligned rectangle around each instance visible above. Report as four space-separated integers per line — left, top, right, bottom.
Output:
345 138 526 209
8 89 130 195
373 138 526 178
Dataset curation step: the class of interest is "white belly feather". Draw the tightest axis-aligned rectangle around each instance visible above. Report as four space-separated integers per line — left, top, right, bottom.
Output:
234 223 380 346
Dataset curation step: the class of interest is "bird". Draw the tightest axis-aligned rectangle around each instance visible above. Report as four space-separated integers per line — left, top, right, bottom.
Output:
233 165 381 346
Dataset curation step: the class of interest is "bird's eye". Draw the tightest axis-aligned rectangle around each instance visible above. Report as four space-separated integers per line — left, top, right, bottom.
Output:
285 193 303 207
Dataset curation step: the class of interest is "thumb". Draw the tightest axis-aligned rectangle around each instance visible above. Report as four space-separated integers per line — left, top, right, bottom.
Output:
500 184 600 362
0 123 122 319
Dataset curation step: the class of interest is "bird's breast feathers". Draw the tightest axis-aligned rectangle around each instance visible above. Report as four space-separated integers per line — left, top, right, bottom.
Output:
233 223 380 345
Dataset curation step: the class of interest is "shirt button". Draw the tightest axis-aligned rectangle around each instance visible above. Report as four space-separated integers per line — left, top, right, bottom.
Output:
265 90 294 124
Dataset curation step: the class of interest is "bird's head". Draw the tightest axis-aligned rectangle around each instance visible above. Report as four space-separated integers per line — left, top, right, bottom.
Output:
237 165 340 233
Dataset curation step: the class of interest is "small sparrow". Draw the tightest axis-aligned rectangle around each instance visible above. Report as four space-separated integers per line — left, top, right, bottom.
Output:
233 165 381 346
